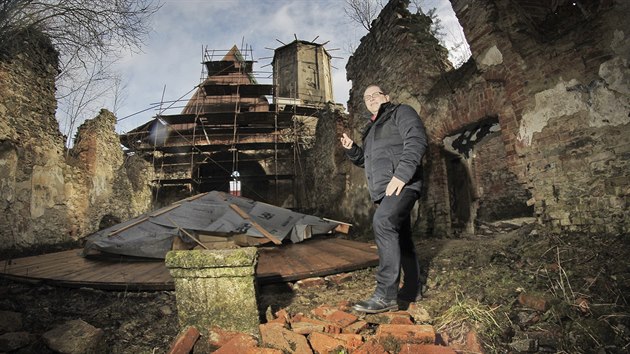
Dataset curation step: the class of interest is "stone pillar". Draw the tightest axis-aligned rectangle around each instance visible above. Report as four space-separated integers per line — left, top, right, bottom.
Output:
165 248 260 336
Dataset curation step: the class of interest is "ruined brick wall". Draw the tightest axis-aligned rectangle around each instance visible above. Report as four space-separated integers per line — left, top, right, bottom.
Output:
69 110 155 232
343 0 452 233
473 131 533 222
343 0 629 236
302 104 355 223
0 32 154 253
450 0 629 235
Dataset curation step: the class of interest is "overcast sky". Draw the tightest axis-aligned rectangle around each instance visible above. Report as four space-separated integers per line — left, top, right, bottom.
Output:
112 0 465 134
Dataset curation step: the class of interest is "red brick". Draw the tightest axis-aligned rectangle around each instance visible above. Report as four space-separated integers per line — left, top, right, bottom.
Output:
308 332 364 353
391 316 414 325
294 277 326 289
206 326 242 347
213 333 258 354
342 319 368 334
311 305 358 328
291 319 325 335
336 300 352 311
324 324 343 334
466 330 485 353
275 308 290 321
383 311 414 325
375 324 435 344
330 333 364 350
518 293 549 312
167 326 200 354
266 308 288 327
308 332 346 354
245 348 284 354
325 272 353 285
291 314 342 334
311 304 336 318
327 309 358 327
399 344 457 354
259 323 313 354
353 339 388 354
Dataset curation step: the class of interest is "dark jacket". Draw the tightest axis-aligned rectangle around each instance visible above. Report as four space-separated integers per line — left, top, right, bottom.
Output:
345 102 427 201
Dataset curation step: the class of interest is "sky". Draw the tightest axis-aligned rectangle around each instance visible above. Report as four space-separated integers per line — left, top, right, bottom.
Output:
111 0 467 135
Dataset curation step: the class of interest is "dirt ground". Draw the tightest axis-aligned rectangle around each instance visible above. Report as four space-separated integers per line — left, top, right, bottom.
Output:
1 220 629 353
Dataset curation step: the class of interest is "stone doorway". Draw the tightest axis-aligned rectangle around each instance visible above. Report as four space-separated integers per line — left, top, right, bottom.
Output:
443 117 533 235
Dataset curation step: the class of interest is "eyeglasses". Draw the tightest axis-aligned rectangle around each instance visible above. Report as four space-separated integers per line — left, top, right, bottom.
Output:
363 91 384 101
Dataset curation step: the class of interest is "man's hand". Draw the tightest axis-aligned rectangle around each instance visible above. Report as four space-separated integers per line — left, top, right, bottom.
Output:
340 133 354 149
385 176 405 196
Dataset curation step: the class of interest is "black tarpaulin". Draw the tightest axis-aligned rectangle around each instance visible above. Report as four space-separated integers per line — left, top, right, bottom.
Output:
82 191 342 259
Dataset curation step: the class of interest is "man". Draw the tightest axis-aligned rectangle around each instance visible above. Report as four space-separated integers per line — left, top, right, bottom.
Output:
340 84 428 313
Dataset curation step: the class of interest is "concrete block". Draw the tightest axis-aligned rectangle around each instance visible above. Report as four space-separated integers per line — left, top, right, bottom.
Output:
166 248 259 337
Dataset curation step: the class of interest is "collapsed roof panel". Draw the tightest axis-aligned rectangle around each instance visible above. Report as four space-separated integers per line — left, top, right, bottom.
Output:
83 191 343 259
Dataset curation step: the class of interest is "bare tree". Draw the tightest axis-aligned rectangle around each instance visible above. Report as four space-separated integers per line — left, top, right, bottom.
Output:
0 0 161 146
57 55 123 148
342 0 470 68
344 0 384 31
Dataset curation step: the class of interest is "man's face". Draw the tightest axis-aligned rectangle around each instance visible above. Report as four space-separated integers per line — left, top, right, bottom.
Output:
363 86 389 115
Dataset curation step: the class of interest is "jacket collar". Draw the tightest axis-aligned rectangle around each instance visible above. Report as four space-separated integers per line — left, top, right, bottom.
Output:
361 102 398 140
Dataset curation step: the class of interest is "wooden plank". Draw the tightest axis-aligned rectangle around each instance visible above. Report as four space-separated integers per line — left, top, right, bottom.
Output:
0 249 81 271
38 259 120 281
0 251 88 277
127 263 172 283
229 204 282 245
258 245 309 276
286 238 372 275
0 238 379 289
257 245 310 279
256 237 378 283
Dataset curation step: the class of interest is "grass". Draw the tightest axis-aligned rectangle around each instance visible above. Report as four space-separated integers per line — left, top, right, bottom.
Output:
433 292 504 351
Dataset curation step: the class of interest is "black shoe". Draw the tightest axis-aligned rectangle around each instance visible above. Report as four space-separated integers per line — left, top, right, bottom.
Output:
397 283 427 303
352 296 398 314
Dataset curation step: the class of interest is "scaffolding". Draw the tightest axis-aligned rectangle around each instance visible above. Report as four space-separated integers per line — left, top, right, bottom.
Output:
120 44 316 206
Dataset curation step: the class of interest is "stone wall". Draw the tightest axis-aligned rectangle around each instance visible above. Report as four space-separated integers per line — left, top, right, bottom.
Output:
0 32 154 253
342 0 629 236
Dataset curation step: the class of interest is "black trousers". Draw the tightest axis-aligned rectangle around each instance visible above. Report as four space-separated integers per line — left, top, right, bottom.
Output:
372 188 421 300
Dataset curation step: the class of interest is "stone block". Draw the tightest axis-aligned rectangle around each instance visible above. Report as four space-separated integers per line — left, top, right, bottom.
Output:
166 248 259 336
0 332 33 352
42 319 105 354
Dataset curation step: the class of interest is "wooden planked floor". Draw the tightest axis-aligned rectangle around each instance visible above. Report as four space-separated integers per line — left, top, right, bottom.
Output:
0 237 378 290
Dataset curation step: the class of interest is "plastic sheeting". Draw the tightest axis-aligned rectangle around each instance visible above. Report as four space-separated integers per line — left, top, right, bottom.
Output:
82 191 341 259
